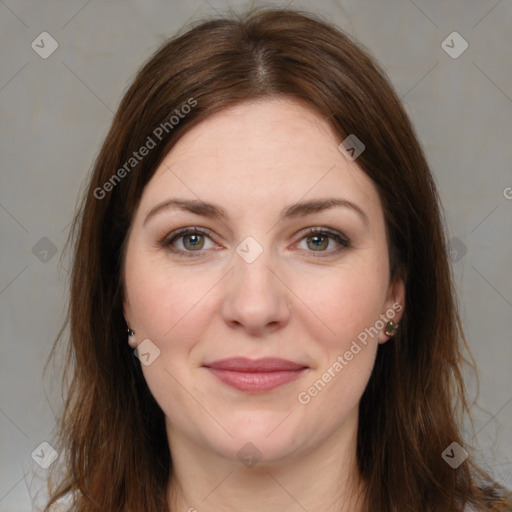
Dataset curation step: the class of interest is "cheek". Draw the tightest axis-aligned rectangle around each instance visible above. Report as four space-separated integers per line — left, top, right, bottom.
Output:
125 246 214 342
125 251 215 412
294 266 384 423
293 259 388 350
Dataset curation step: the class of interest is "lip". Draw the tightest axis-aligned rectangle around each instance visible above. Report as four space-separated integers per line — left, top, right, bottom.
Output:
203 357 308 392
204 357 306 372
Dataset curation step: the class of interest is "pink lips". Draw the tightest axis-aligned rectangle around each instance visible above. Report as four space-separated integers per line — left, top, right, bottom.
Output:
203 357 307 392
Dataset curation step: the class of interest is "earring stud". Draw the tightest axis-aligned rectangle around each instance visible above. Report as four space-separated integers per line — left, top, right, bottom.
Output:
127 328 137 348
384 320 399 337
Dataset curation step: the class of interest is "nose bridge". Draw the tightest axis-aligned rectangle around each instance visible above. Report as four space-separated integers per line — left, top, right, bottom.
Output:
221 235 290 332
233 242 273 292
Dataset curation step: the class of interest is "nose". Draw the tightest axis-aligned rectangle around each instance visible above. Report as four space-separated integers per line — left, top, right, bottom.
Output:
221 246 291 337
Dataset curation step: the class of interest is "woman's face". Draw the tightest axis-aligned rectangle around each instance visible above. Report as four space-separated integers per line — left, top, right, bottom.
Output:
123 97 404 467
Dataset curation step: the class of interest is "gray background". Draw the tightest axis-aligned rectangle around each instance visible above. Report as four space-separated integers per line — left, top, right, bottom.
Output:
1 0 511 510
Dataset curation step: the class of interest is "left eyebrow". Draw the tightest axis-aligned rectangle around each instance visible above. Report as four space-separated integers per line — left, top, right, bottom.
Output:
278 198 369 227
143 197 369 227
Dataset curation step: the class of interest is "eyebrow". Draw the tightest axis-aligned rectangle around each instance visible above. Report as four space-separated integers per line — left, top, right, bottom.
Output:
143 197 369 227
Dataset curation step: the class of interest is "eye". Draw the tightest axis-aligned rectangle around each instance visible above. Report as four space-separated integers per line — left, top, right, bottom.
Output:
295 227 350 256
159 226 351 258
160 227 217 257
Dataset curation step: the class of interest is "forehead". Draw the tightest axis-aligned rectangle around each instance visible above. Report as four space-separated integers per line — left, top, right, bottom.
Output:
162 97 341 173
140 98 382 222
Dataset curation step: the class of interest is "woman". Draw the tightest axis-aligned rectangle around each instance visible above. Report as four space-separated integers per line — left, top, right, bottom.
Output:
43 7 512 512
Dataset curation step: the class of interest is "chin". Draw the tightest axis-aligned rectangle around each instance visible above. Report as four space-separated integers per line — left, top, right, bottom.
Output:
206 415 305 465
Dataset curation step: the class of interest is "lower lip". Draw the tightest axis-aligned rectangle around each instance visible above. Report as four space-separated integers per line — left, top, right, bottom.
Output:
206 368 306 392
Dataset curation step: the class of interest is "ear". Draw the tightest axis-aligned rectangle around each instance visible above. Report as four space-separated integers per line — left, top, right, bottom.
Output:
123 291 134 330
377 277 405 344
123 297 138 348
121 252 138 347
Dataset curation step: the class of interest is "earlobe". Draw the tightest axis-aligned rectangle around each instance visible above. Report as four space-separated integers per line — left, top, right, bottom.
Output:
127 328 137 348
378 277 406 344
123 299 137 347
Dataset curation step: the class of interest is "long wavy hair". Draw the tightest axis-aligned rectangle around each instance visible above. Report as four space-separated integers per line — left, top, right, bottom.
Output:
43 6 511 512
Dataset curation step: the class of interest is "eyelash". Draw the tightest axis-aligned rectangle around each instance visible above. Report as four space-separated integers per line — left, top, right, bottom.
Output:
158 226 351 259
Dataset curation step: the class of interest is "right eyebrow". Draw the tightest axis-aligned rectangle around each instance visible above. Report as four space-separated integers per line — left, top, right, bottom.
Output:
144 199 227 226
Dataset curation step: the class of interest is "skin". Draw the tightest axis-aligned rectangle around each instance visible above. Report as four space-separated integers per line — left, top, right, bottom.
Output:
123 97 405 512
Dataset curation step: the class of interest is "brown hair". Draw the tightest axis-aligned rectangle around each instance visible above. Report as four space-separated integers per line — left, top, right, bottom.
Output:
44 6 511 512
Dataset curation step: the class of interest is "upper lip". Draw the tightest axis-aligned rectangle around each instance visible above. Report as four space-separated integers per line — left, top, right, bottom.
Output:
203 357 307 372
